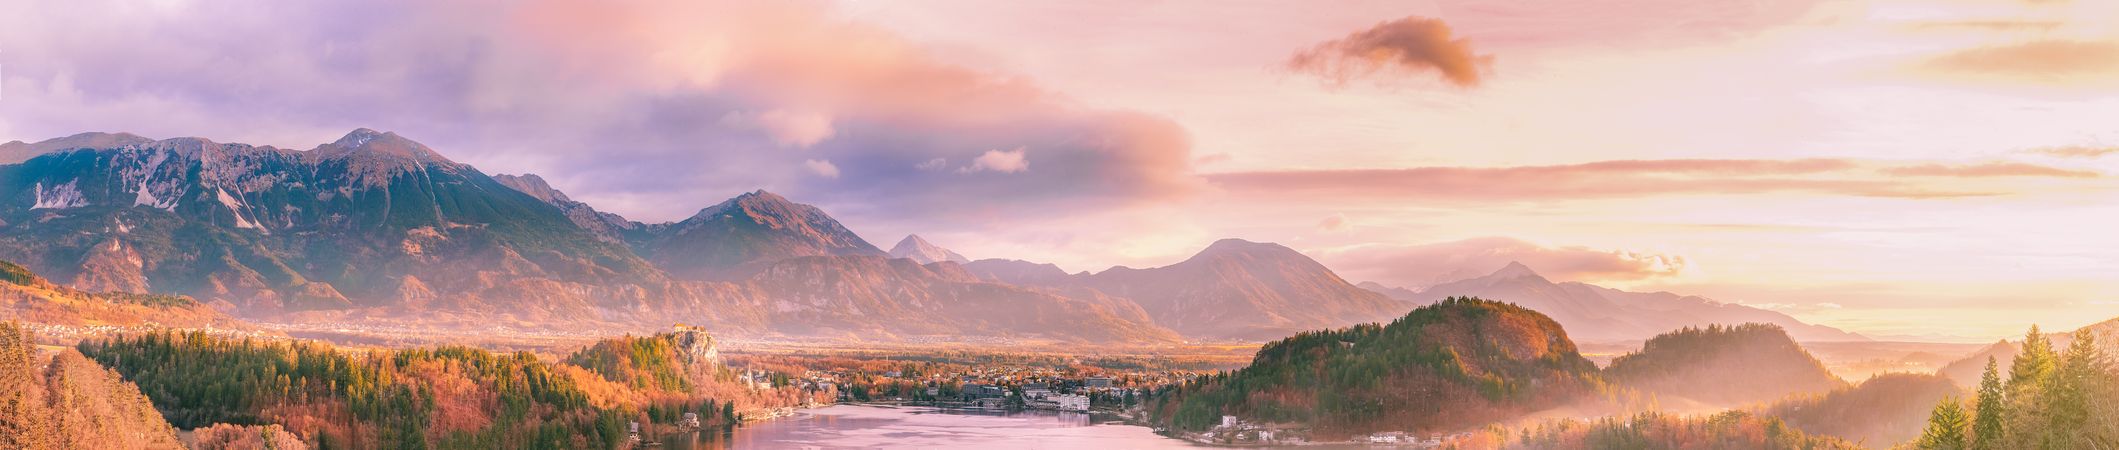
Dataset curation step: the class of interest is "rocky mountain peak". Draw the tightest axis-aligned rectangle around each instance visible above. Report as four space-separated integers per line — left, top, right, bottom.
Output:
316 128 455 165
889 234 969 264
491 173 572 203
646 190 882 280
1188 238 1307 262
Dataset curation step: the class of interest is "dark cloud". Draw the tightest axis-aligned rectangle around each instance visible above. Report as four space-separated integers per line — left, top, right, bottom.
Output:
0 0 1203 226
1320 237 1686 289
1285 16 1491 87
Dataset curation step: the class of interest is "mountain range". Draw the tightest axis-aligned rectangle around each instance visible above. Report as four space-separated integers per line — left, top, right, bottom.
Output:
968 239 1407 340
0 129 1862 344
1385 262 1867 342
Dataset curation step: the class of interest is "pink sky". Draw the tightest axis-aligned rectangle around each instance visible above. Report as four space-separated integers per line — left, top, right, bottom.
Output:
2 0 2114 340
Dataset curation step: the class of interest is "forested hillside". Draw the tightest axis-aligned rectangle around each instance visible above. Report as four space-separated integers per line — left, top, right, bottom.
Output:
1765 373 1959 445
0 322 185 449
75 326 824 449
1149 297 1601 438
1907 326 2117 449
1605 324 1843 408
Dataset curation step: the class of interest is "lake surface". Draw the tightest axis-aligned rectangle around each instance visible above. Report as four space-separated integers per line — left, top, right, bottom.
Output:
660 404 1204 449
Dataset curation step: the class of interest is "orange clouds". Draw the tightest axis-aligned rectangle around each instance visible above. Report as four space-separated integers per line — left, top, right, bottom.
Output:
2029 145 2119 159
1884 162 2100 178
1913 40 2119 88
1285 16 1491 88
1207 158 2099 202
1320 237 1687 289
1925 40 2119 76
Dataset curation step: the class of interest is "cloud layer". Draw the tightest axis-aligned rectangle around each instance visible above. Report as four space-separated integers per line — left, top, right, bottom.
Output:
1319 237 1687 289
1208 158 2101 202
0 0 1202 224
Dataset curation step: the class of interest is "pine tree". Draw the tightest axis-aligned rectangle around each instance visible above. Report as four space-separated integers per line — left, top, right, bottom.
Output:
1917 396 1970 450
2038 329 2106 449
2008 326 2055 390
1970 357 2005 450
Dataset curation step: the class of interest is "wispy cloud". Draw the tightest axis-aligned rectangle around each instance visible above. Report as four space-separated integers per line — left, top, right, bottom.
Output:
2026 145 2119 159
1883 162 2100 178
1319 237 1687 289
1917 40 2119 85
1204 158 2094 202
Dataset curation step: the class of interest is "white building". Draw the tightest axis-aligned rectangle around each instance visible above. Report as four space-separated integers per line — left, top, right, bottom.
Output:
1053 394 1089 412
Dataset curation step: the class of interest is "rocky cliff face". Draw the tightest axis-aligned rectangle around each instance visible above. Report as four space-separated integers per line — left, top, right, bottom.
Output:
671 324 721 367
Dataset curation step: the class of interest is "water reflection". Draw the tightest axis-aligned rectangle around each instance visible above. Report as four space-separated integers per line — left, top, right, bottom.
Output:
657 404 1197 449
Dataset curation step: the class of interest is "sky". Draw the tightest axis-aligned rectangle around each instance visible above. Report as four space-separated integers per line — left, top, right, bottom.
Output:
1 0 2114 340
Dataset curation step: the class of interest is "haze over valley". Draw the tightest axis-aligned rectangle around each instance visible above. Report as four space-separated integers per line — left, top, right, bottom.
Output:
1 0 2113 448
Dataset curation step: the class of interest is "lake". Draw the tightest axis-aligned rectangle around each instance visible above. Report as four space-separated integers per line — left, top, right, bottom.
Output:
659 404 1204 449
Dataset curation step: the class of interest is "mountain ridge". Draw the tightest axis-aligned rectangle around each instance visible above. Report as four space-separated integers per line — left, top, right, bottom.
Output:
1410 262 1866 343
966 238 1411 341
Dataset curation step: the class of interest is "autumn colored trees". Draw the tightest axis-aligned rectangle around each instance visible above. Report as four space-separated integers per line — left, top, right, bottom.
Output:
0 322 185 449
69 327 811 449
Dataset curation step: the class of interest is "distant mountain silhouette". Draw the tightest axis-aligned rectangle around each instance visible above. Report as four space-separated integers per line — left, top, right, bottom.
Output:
888 234 969 264
969 239 1409 341
1411 262 1866 343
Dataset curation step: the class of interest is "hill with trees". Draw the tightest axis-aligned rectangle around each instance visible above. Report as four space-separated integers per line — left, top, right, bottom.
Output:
0 321 185 449
1605 323 1844 408
1149 297 1601 438
75 325 825 449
